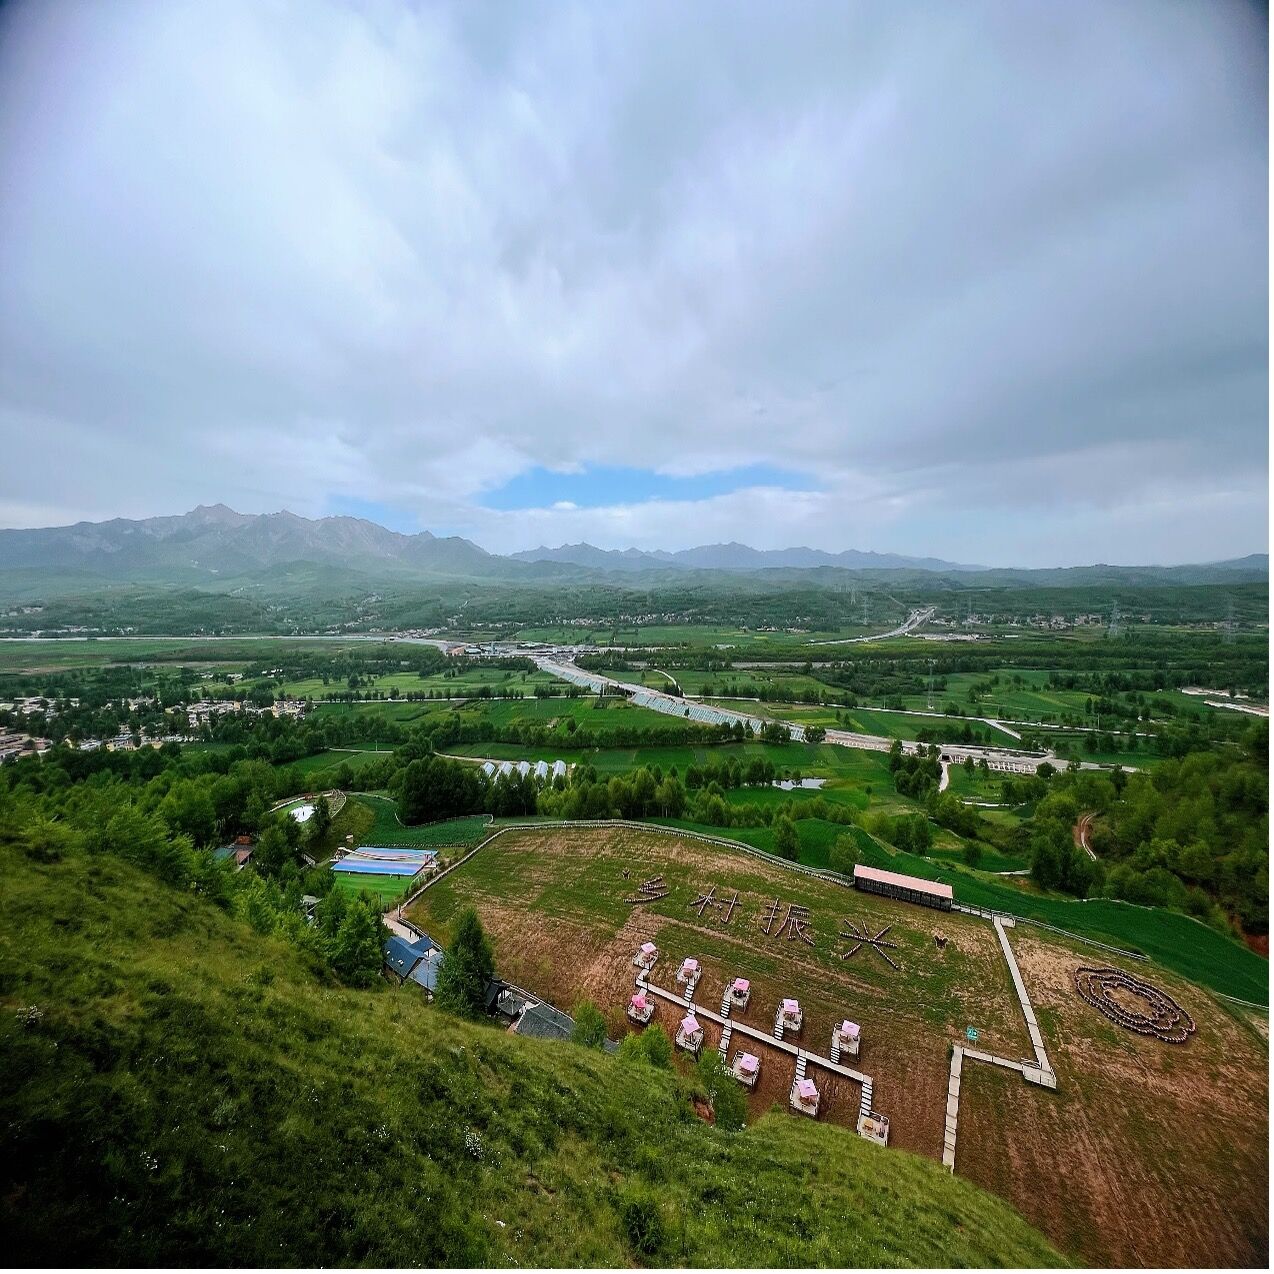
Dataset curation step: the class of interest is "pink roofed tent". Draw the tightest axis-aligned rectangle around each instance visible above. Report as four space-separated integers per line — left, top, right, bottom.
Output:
839 1020 860 1038
640 942 657 955
631 993 648 1010
732 977 750 993
782 998 799 1013
737 1052 759 1074
680 1015 700 1036
681 957 699 972
796 1078 818 1101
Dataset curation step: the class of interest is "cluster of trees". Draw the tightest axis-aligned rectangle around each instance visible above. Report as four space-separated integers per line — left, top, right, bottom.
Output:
1052 730 1267 930
0 754 388 986
411 707 756 753
684 756 782 790
394 753 542 823
888 742 943 798
1016 725 1268 933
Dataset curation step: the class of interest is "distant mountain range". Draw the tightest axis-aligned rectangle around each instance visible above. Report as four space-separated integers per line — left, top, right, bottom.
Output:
0 504 505 581
0 505 1266 589
510 541 983 572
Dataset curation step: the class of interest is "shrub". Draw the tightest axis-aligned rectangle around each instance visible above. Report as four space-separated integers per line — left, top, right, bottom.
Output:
618 1024 673 1068
619 1187 665 1259
571 999 608 1049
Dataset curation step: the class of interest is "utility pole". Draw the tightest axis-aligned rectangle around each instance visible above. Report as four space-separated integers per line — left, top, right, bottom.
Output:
927 659 935 711
1107 600 1121 639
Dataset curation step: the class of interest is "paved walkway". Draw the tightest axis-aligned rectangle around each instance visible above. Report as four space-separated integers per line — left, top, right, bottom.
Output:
638 974 872 1087
993 916 1055 1081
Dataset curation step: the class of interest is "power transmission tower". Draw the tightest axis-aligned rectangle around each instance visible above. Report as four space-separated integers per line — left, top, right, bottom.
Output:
926 659 935 711
1224 597 1237 645
1107 600 1121 639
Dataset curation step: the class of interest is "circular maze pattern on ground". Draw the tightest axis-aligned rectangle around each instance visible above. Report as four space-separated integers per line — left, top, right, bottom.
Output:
1074 966 1196 1043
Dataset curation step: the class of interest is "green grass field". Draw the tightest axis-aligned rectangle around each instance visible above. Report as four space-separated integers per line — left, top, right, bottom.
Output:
288 748 394 778
350 796 492 851
331 870 418 902
231 666 556 700
512 623 883 650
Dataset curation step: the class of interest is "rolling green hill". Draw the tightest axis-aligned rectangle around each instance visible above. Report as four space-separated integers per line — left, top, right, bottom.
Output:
0 840 1064 1267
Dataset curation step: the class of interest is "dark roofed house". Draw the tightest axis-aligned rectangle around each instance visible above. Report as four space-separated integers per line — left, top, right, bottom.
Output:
407 947 444 994
383 934 432 982
512 1000 576 1043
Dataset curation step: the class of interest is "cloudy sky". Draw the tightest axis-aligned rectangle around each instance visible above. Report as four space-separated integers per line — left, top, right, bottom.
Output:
0 0 1267 566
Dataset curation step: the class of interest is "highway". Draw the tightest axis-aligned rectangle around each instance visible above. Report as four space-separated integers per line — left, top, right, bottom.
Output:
807 606 936 645
533 655 1104 773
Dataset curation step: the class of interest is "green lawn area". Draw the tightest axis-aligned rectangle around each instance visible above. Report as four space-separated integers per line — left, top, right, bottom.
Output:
945 764 1018 801
233 667 556 700
290 748 392 778
317 693 701 739
331 871 418 903
352 796 492 850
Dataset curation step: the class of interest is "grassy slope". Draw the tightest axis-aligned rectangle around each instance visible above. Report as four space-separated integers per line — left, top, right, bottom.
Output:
0 843 1064 1268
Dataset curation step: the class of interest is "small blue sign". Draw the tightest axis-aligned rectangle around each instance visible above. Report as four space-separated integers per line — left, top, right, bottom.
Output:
966 1026 979 1042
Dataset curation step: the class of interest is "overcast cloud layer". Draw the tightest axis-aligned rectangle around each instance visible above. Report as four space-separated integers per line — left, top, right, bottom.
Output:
0 0 1267 566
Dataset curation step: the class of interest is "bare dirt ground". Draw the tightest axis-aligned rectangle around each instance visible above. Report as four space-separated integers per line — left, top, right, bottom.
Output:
957 931 1269 1267
408 825 1029 1157
408 825 1269 1266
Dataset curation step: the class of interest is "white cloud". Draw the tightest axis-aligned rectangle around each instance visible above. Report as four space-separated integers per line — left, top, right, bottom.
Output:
0 0 1265 565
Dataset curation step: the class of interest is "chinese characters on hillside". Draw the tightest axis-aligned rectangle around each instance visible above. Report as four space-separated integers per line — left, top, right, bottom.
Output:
623 873 902 966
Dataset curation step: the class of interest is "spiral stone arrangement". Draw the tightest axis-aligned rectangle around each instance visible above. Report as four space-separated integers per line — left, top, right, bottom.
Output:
1074 966 1196 1043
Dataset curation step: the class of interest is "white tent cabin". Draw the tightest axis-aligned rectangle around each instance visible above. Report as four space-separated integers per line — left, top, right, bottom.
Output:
627 991 655 1025
832 1019 861 1059
675 1013 705 1055
676 957 701 991
731 1050 761 1088
791 1076 820 1117
777 997 803 1033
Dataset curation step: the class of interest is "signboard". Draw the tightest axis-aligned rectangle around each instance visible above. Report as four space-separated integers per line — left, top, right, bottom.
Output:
857 1112 890 1146
966 1026 979 1042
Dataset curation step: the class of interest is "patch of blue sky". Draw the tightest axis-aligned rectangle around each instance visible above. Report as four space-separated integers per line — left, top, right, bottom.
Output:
480 464 813 511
